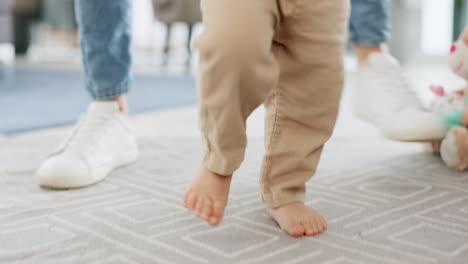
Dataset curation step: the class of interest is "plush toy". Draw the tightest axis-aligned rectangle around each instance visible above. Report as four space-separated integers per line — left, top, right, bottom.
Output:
430 29 468 170
429 85 464 129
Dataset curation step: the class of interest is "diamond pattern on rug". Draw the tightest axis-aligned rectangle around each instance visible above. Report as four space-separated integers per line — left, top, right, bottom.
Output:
1 133 468 264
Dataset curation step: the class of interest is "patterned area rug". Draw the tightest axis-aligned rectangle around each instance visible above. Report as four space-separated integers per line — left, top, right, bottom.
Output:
1 132 468 264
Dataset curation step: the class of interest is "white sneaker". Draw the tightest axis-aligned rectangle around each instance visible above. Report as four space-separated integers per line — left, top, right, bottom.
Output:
36 101 138 189
0 43 15 65
352 53 446 141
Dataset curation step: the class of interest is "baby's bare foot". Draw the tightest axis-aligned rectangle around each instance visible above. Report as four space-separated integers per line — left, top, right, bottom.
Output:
183 166 232 226
268 202 327 237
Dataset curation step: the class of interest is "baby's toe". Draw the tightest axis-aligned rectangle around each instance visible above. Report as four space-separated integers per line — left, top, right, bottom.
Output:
289 224 305 237
183 189 191 206
284 219 305 237
209 201 226 226
313 221 323 235
304 222 315 236
313 218 326 235
186 192 198 210
195 196 205 217
318 216 328 230
201 198 213 221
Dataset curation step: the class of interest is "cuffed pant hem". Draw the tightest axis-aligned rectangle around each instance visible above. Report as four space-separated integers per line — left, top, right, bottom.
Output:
88 81 131 101
351 38 388 48
351 37 388 48
262 191 305 209
203 152 241 176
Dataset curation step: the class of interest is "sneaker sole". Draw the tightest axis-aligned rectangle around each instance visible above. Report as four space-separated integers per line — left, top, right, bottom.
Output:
352 108 444 142
39 149 139 190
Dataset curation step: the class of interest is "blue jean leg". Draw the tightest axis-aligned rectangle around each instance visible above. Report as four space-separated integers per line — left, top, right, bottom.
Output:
349 0 391 47
75 0 133 100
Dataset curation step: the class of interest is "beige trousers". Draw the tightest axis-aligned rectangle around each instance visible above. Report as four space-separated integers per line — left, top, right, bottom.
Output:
194 0 350 208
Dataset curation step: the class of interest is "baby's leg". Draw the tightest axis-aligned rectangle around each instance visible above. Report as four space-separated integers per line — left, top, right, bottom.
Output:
262 0 349 237
183 0 281 226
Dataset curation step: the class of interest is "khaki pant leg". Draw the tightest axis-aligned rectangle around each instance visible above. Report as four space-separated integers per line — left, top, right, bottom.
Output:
194 0 280 175
261 0 350 208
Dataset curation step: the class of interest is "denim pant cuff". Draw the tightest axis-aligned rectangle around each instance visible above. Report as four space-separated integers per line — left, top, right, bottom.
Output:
352 36 388 48
89 81 131 101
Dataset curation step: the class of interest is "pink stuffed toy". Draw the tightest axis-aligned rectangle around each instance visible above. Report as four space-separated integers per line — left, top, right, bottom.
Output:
430 29 468 170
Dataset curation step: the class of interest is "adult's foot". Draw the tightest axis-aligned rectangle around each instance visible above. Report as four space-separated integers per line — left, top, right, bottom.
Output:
36 101 138 189
183 166 232 226
268 202 327 237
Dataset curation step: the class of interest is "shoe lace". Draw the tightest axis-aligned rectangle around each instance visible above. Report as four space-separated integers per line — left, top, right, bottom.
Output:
61 113 116 157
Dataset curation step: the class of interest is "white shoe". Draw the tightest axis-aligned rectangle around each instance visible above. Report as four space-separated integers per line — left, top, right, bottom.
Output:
352 53 446 141
36 101 138 189
0 43 15 65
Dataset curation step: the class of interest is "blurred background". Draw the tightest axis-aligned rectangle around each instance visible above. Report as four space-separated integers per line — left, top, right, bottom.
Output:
0 0 203 73
0 0 467 134
0 0 462 68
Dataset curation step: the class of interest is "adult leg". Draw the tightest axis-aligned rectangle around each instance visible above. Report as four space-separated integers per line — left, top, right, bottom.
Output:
36 0 138 189
349 0 390 63
76 0 133 112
